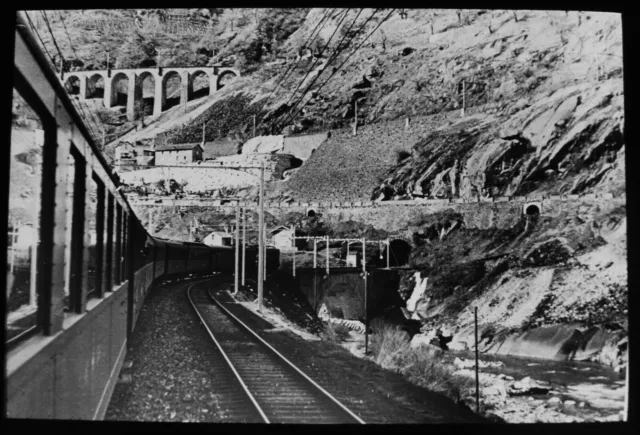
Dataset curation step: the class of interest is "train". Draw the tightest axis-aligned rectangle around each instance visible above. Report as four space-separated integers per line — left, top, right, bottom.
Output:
6 13 277 420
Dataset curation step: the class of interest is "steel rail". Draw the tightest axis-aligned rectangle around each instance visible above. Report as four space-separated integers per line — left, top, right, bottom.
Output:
205 285 366 424
186 281 270 423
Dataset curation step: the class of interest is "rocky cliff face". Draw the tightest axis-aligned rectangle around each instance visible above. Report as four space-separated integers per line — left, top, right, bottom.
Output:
372 79 624 201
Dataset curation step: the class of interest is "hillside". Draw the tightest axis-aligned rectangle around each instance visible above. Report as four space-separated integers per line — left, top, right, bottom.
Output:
38 8 626 362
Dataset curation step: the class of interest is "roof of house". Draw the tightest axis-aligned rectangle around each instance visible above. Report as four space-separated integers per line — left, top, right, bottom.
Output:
206 231 233 238
155 142 203 152
136 156 155 165
202 139 241 159
270 226 292 235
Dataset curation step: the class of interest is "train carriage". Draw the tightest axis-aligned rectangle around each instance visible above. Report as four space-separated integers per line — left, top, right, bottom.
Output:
5 13 279 420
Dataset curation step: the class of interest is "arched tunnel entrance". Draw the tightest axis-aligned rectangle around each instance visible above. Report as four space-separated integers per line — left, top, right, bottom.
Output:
388 239 411 267
525 204 540 216
307 209 316 218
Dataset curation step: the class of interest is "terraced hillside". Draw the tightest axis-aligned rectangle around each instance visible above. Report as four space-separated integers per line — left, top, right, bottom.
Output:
272 108 471 202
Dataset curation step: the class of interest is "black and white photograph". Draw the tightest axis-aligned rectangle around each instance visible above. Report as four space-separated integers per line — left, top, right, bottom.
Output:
5 7 629 424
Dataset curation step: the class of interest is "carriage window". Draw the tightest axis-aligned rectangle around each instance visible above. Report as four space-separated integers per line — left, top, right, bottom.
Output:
7 89 44 343
105 193 114 292
114 204 122 286
86 173 98 300
63 151 76 312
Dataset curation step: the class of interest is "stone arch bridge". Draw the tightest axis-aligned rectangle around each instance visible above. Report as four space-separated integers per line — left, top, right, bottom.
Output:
59 66 240 121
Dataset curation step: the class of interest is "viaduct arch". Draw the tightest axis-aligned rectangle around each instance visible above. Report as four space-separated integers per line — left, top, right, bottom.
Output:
59 66 239 121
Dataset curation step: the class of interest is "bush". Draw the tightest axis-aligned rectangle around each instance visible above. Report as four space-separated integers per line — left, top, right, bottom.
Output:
369 319 474 402
322 321 350 342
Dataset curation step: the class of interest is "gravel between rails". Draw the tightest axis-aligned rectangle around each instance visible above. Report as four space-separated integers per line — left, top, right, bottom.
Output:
105 277 262 422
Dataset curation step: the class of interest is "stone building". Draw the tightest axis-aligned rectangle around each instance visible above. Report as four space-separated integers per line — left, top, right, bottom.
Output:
155 142 203 165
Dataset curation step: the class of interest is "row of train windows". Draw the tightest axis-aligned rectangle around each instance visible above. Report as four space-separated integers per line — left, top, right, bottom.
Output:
7 88 129 346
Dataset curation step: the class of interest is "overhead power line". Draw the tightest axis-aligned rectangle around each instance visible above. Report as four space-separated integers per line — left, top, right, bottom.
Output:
276 9 396 132
36 10 102 144
273 8 372 130
261 8 334 111
271 9 352 131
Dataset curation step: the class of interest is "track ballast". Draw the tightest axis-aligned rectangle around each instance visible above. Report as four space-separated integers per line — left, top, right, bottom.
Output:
187 281 365 424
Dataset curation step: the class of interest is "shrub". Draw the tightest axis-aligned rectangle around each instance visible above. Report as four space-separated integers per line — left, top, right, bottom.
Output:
402 348 474 402
369 319 474 402
322 321 350 342
369 321 412 370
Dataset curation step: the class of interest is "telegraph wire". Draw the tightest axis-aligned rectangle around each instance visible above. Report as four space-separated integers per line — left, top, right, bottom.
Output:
37 10 103 145
275 8 382 130
55 10 109 146
273 8 372 130
271 8 352 130
261 8 334 111
57 10 80 61
276 9 396 132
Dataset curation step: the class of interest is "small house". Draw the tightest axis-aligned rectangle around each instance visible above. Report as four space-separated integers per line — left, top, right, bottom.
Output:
346 252 361 268
155 142 203 165
270 226 295 252
203 231 233 247
114 142 136 164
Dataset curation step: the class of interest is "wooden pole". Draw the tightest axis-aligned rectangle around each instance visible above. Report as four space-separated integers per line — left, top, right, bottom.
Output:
347 241 350 264
263 222 267 281
242 207 246 286
387 238 390 269
292 237 296 277
363 238 368 354
258 160 265 312
475 306 480 413
326 235 329 275
353 100 358 136
313 239 317 269
234 201 239 295
461 80 466 117
253 115 256 138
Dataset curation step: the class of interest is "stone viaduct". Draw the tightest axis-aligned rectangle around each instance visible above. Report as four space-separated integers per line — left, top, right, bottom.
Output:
59 66 240 121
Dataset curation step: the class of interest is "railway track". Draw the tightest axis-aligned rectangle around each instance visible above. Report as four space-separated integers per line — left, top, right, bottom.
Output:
187 281 365 424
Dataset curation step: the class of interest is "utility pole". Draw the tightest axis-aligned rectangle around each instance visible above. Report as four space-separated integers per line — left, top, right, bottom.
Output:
292 230 296 277
263 222 267 281
257 160 265 312
326 235 330 275
386 239 390 269
461 80 466 117
202 122 206 144
363 237 368 354
313 239 317 269
242 207 246 286
353 100 358 136
234 201 240 295
253 115 256 138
